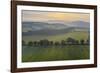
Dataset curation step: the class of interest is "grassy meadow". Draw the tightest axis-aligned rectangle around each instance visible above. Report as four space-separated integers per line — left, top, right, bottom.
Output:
22 45 89 62
22 31 90 62
23 31 88 43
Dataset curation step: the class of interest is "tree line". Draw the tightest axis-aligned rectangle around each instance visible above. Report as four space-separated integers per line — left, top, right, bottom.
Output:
22 37 89 47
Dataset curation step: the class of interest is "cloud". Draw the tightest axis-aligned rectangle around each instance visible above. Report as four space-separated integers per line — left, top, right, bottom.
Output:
22 10 90 22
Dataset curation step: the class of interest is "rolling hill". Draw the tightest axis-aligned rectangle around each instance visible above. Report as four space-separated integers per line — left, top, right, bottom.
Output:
22 21 90 36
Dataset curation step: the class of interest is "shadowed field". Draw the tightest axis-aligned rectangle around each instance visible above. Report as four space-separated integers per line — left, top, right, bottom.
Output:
22 45 90 62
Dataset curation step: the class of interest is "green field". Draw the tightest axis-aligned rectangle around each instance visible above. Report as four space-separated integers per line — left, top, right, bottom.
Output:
23 31 88 43
22 31 90 62
22 45 90 62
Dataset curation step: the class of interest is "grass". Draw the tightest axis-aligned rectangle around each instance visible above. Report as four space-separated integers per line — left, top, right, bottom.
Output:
22 45 90 62
22 31 90 62
23 31 89 43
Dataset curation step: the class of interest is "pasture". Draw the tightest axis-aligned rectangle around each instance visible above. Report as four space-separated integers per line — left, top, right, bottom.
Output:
22 31 90 62
22 45 90 62
22 31 89 43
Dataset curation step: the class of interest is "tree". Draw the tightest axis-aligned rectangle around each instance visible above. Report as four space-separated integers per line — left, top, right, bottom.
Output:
66 37 76 45
80 39 85 45
39 40 43 46
75 40 79 45
28 41 33 46
86 39 89 45
22 40 26 46
39 39 49 47
61 40 66 46
55 41 60 46
86 36 90 45
34 41 39 46
49 41 53 46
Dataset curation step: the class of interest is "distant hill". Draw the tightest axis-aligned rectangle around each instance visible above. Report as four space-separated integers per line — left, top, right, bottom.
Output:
22 21 90 36
22 22 68 32
70 21 90 28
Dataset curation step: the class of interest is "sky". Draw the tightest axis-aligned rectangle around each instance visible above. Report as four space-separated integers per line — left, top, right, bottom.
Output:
22 10 90 23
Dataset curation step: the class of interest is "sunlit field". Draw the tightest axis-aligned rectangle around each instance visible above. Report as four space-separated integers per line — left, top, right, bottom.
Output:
22 31 90 62
22 45 89 62
23 31 88 43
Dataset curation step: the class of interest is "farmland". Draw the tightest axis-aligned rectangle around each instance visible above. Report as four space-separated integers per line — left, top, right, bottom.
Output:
22 31 90 62
22 45 89 62
22 31 89 43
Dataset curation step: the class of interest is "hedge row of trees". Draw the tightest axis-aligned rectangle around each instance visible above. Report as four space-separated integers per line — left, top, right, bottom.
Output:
22 37 89 47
